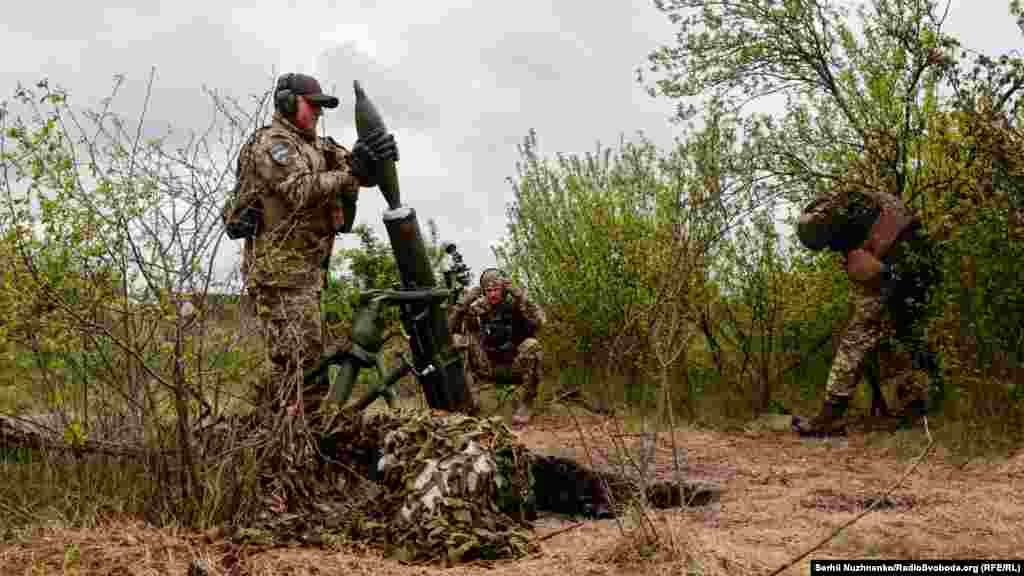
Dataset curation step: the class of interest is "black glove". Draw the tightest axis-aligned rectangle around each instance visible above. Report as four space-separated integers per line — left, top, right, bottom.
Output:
350 140 379 188
363 131 399 162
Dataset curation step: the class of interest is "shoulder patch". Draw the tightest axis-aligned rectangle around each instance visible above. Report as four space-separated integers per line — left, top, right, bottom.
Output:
269 141 293 165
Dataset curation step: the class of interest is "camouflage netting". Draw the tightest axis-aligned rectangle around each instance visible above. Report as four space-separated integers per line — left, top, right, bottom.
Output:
218 408 537 563
5 405 720 564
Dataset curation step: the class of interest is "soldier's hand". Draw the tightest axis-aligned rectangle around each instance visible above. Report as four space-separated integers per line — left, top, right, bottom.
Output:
363 131 399 163
506 286 524 305
846 248 883 283
350 141 378 187
469 296 490 316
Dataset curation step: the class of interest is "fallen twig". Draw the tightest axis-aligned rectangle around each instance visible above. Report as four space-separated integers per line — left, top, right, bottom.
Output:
532 521 585 543
765 417 935 576
552 388 615 416
0 498 37 525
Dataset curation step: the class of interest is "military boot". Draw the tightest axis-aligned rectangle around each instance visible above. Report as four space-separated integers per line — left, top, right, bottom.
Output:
510 358 541 428
881 396 928 431
511 384 536 427
511 374 539 428
791 396 849 438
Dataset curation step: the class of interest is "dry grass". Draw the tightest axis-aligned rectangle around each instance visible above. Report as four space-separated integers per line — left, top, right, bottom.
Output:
2 404 1022 576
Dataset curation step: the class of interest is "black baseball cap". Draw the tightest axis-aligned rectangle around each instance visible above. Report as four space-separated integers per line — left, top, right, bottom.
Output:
280 73 340 108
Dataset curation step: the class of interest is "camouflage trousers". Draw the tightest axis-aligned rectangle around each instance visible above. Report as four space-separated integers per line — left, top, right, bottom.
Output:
249 283 330 415
827 226 941 409
458 334 543 406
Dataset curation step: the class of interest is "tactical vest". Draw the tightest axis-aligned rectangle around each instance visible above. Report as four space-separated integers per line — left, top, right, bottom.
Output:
480 299 530 358
245 117 338 287
256 125 334 240
826 190 881 253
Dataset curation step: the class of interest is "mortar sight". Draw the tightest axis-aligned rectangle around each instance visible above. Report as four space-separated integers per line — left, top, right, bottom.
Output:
442 242 471 290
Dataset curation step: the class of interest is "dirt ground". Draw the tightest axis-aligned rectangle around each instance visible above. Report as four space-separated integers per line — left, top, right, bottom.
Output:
1 407 1021 576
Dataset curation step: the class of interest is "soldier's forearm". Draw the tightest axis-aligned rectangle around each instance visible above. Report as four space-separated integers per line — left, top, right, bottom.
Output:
846 248 883 283
337 181 359 203
447 308 464 332
278 170 359 210
276 171 329 209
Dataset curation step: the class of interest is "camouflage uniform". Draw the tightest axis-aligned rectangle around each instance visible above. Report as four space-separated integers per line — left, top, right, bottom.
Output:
448 271 546 423
241 111 362 416
792 187 941 437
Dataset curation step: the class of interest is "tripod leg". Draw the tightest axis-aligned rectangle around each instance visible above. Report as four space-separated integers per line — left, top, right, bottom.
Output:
327 358 360 405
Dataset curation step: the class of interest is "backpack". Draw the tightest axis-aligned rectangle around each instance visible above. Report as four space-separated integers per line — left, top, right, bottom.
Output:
221 127 270 240
826 190 881 253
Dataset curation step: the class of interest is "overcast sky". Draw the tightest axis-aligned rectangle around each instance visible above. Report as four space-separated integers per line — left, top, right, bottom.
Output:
1 1 1019 289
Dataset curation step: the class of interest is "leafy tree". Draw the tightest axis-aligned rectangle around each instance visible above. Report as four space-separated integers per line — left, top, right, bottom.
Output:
645 0 1024 432
496 116 756 411
646 0 964 207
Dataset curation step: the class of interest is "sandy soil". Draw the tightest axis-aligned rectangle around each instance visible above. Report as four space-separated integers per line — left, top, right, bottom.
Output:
1 409 1021 576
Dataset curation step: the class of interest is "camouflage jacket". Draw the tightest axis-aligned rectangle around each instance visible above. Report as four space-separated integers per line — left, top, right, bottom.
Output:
798 187 918 261
241 113 361 289
448 285 545 355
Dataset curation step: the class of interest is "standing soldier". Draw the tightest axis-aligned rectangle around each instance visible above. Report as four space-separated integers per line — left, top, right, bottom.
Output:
791 185 942 438
449 269 546 427
231 72 397 418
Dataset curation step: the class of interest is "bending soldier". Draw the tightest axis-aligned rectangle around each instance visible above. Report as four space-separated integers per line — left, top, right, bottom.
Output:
448 269 546 427
791 184 942 438
235 72 397 418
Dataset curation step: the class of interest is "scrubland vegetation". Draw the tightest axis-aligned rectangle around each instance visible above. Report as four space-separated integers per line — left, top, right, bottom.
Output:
1 1 1023 573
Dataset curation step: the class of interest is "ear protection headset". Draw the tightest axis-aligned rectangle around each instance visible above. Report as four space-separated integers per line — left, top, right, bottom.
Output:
274 73 298 118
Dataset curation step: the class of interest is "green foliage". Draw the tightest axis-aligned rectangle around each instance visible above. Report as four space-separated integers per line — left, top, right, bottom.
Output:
648 0 959 208
325 219 451 330
342 224 402 291
496 130 653 359
0 77 277 527
478 0 1024 438
709 209 844 411
496 132 661 386
496 112 760 413
636 0 1024 436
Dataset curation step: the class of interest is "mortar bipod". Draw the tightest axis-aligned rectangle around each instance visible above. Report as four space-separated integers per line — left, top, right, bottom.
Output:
303 287 454 411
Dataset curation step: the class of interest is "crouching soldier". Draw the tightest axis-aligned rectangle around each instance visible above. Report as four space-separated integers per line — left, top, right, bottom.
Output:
448 269 546 427
791 184 942 438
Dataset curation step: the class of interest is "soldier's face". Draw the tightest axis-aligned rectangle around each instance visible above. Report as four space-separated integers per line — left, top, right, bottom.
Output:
294 97 322 132
486 285 504 306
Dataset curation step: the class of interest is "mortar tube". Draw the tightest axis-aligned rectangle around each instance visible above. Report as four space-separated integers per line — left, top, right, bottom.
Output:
383 206 436 290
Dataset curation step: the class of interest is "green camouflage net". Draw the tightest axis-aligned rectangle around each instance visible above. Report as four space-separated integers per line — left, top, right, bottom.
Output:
221 407 537 564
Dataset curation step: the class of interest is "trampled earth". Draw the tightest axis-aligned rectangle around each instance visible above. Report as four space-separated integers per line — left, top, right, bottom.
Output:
1 408 1021 576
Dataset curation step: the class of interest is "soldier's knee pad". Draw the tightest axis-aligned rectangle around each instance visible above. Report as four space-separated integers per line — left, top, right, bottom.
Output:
517 338 543 360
